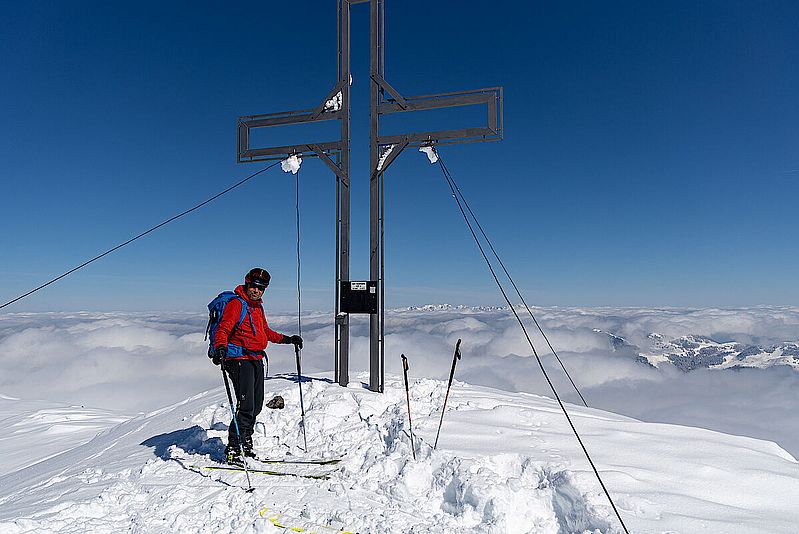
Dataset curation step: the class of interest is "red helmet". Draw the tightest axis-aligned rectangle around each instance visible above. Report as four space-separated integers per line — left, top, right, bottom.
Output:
244 268 271 289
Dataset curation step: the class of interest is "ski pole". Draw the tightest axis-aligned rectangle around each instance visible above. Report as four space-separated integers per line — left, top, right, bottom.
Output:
294 344 308 451
434 338 462 450
400 354 416 460
221 364 254 492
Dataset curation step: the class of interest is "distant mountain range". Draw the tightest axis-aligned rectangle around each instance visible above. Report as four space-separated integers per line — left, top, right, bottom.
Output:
593 329 799 372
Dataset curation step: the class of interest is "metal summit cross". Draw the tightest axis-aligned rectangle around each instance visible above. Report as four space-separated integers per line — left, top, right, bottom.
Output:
237 0 503 393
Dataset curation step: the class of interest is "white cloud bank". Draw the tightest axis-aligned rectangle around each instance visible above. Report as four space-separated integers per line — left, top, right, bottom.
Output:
1 306 798 457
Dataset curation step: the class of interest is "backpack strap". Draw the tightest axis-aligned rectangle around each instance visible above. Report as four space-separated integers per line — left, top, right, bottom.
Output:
230 296 249 337
223 297 251 359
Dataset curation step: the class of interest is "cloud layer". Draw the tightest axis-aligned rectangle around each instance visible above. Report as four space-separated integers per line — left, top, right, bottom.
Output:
1 306 798 457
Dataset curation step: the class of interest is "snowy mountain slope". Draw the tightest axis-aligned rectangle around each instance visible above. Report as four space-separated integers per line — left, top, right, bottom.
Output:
590 328 799 373
1 374 798 533
0 396 129 473
636 334 799 372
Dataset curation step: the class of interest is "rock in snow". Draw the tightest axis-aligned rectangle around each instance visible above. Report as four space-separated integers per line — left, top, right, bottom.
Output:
1 374 798 533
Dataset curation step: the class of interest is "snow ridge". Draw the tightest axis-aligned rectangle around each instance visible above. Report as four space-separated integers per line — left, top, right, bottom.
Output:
2 375 799 533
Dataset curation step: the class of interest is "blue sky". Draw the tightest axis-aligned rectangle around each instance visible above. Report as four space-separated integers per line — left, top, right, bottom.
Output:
1 0 797 312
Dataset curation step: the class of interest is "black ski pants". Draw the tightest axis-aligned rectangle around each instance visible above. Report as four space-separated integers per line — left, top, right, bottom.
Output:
225 358 264 448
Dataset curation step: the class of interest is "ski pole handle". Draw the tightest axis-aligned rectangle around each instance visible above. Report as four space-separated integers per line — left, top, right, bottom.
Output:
448 338 462 384
401 354 409 372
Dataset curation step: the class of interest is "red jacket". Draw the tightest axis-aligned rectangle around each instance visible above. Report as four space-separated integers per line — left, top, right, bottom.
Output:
214 285 284 360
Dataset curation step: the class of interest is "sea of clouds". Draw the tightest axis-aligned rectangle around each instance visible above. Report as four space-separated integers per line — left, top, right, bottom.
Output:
1 306 798 457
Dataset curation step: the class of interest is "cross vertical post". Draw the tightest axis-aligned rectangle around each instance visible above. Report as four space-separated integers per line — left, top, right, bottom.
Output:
369 0 383 393
366 0 503 393
236 3 354 388
335 0 352 387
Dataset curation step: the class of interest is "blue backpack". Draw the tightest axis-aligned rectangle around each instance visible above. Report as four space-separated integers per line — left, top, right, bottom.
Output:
205 291 250 359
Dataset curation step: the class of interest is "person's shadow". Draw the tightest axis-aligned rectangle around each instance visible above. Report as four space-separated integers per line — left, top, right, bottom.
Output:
268 373 336 385
140 426 239 488
141 425 225 461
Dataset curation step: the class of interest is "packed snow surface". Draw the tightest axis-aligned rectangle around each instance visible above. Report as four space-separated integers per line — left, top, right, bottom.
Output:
0 397 128 473
1 374 798 533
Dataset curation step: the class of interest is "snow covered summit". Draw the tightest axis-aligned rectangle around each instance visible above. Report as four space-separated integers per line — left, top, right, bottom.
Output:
1 374 798 533
637 334 799 371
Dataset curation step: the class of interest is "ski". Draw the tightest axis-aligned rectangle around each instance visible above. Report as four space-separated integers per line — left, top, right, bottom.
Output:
260 506 355 533
191 464 333 480
251 457 343 466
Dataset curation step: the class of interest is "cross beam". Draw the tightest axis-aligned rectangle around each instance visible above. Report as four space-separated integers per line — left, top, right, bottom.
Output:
237 0 503 393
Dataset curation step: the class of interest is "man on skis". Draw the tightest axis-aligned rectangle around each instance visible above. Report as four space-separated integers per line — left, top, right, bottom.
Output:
210 268 302 464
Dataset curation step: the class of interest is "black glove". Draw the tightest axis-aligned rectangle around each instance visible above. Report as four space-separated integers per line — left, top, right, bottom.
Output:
281 334 303 350
212 346 227 366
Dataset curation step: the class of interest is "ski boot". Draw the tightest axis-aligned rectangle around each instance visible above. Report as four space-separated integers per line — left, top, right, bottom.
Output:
242 436 258 460
224 445 244 467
